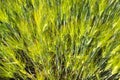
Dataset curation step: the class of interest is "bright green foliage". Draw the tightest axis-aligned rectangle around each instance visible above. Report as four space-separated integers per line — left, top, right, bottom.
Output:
0 0 120 80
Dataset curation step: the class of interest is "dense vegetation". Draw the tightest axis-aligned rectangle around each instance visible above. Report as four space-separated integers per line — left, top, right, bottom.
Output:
0 0 120 80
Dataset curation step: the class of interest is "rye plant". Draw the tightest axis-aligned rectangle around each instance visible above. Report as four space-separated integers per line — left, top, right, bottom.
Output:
0 0 120 80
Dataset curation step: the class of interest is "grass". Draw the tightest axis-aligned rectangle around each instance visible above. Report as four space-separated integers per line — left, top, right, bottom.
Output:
0 0 120 80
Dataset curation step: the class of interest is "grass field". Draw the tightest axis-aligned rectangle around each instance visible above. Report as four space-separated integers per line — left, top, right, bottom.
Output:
0 0 120 80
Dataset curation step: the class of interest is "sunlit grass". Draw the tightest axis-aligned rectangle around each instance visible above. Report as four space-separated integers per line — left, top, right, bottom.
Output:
0 0 120 80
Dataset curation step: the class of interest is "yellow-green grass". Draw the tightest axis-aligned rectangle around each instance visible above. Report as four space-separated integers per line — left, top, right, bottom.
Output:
0 0 120 80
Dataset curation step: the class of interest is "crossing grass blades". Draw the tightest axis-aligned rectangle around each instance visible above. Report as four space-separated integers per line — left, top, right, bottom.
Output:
0 0 120 80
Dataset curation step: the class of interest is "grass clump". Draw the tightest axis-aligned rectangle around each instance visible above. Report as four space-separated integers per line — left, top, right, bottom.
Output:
0 0 120 80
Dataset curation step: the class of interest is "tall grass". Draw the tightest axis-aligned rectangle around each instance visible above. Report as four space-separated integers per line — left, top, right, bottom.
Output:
0 0 120 80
